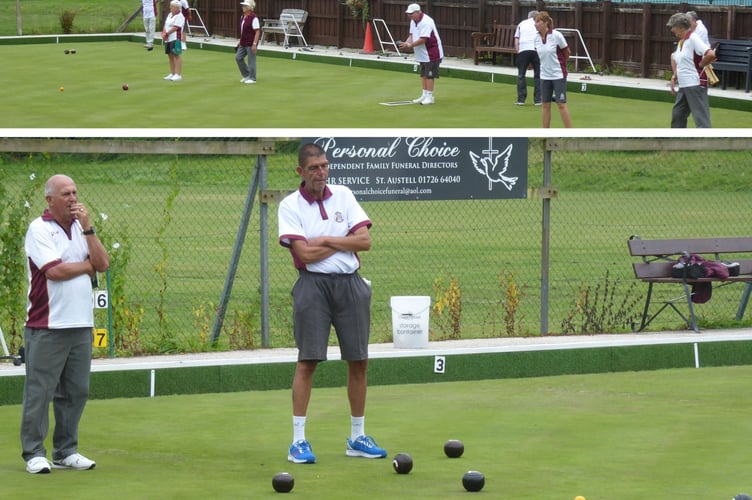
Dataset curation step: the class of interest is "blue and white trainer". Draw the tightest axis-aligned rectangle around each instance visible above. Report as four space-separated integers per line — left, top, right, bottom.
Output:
288 440 316 464
346 435 387 458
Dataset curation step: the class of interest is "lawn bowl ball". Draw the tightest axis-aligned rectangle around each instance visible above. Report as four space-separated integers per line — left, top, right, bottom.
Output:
444 439 464 458
122 84 129 91
64 49 70 54
734 495 752 500
70 49 76 54
462 470 485 492
392 453 413 474
272 472 294 493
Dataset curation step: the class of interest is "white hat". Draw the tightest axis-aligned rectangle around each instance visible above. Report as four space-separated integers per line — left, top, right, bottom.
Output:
240 0 253 8
405 3 421 14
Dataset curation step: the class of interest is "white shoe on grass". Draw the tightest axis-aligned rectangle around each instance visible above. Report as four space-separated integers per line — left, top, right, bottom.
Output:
163 74 174 80
26 456 51 474
53 453 96 470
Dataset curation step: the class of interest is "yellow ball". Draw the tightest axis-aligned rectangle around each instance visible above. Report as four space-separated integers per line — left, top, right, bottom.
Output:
575 496 586 500
59 87 64 91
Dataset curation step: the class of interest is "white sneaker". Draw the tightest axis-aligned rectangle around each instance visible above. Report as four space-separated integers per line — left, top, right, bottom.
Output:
26 456 51 474
244 79 256 84
420 95 435 105
240 77 248 83
53 453 96 470
412 95 425 104
163 74 174 80
170 74 182 81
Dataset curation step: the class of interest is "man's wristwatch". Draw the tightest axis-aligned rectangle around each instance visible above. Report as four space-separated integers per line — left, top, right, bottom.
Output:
83 227 96 235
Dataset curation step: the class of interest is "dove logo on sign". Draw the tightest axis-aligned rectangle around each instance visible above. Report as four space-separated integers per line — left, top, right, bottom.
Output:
469 139 517 191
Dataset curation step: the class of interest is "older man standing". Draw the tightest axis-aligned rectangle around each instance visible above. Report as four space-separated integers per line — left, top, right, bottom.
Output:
400 3 444 105
514 10 541 106
21 174 110 474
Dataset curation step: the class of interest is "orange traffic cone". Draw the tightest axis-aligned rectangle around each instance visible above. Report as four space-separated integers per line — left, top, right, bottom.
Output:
362 22 375 54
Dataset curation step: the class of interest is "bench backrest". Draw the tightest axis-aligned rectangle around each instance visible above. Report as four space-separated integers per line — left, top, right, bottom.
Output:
628 237 752 258
628 237 752 279
713 39 752 67
492 24 516 49
279 8 307 24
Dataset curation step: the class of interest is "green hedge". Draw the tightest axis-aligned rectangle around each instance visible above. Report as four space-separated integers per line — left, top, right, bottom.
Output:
2 339 751 406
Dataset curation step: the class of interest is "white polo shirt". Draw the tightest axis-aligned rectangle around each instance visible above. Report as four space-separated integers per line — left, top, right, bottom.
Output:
25 213 94 329
409 13 444 63
672 32 710 88
536 29 569 80
278 183 371 274
164 12 185 42
515 18 538 53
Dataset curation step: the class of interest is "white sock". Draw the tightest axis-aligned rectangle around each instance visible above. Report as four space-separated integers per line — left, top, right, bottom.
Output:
422 89 428 98
426 91 433 98
293 416 306 443
351 416 365 441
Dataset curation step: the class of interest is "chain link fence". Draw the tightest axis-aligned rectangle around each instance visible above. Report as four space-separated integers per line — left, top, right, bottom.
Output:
1 137 751 358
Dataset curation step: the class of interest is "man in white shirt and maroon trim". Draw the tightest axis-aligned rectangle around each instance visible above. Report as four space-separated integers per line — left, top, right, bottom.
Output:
22 174 109 474
278 143 387 465
400 3 444 105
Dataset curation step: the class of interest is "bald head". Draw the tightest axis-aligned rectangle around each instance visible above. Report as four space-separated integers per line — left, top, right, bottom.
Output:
45 174 75 197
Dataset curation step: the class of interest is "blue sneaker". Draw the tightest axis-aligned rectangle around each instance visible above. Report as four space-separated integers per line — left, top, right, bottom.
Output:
288 440 316 464
346 435 387 458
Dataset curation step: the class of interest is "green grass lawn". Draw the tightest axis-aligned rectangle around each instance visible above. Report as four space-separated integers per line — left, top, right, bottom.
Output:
1 40 751 128
1 366 751 498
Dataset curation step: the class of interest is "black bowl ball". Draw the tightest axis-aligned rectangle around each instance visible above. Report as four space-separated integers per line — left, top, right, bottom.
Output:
272 472 294 493
392 453 413 474
444 439 464 458
462 470 485 492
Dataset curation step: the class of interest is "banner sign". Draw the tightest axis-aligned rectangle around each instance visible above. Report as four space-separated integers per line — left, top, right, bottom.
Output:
302 137 528 201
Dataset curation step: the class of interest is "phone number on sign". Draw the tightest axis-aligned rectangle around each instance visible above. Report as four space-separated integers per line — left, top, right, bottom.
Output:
420 175 462 184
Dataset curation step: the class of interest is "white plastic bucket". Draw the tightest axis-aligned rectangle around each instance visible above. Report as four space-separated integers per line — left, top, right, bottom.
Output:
390 296 431 349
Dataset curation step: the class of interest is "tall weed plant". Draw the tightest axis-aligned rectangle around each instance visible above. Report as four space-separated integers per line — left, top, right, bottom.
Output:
0 169 42 350
561 270 643 334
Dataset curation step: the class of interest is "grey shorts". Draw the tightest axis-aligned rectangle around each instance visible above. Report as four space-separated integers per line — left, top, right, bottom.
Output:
420 60 441 79
292 270 371 362
541 78 567 103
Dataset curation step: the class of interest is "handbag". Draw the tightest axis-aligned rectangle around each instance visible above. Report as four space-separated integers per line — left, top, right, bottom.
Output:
704 64 720 86
671 252 706 279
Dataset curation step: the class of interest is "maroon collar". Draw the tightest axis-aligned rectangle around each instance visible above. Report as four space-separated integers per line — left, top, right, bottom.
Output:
298 182 332 204
41 209 75 238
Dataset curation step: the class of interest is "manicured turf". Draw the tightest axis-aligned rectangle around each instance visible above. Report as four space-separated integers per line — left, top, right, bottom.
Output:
1 366 751 498
2 40 752 128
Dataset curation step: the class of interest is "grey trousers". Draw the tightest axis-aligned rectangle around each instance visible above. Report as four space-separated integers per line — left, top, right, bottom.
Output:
21 327 93 462
671 85 711 128
235 45 257 81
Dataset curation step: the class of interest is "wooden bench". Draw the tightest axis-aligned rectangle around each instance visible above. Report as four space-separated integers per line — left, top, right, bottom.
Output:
260 8 308 48
710 39 752 93
628 236 752 333
471 24 517 66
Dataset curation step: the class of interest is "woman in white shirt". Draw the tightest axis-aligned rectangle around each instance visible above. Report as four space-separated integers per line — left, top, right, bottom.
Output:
161 0 185 81
667 12 716 128
534 11 572 128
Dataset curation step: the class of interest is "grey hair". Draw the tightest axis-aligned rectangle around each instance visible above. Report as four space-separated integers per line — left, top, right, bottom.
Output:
685 11 699 21
170 0 181 8
667 13 690 30
528 10 539 19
